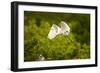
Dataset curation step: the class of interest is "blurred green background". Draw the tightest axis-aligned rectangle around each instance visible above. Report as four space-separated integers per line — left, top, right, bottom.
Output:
24 11 90 62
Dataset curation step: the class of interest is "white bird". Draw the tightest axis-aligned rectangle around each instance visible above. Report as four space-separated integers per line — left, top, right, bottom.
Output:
37 54 45 61
48 21 70 39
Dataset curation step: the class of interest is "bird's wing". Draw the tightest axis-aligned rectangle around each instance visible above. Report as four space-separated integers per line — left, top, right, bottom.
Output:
60 21 70 35
48 24 60 39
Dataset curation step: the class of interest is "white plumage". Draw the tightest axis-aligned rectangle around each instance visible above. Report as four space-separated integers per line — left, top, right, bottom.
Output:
60 21 70 35
48 24 61 39
37 54 45 61
48 21 70 39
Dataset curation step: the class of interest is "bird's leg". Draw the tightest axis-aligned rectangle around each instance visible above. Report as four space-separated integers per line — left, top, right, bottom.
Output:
64 36 70 44
67 36 73 43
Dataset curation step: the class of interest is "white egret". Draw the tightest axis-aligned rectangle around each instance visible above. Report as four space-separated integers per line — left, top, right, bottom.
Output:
48 21 70 39
37 54 45 61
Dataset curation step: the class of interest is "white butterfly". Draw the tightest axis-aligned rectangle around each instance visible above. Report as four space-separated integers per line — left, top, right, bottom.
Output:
48 21 70 39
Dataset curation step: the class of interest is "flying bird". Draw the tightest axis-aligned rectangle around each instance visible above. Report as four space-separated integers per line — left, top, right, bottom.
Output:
48 21 70 39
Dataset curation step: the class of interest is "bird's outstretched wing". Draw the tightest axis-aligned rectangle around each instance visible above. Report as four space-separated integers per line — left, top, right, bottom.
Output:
48 24 61 39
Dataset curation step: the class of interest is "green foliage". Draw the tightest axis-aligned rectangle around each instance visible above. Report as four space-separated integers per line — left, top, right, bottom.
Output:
24 11 90 61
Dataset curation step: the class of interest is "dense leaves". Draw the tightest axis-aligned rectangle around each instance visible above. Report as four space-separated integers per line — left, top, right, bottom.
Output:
24 11 90 61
